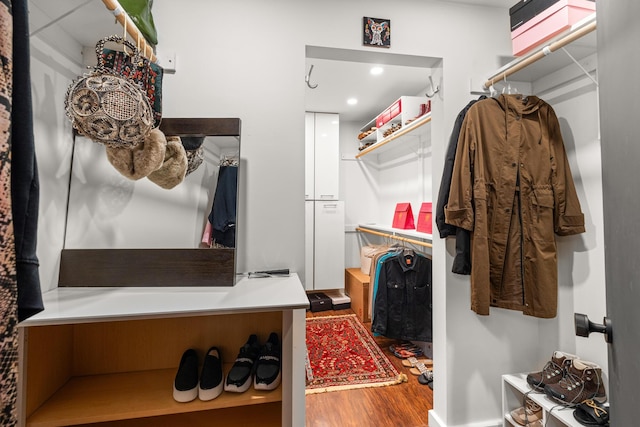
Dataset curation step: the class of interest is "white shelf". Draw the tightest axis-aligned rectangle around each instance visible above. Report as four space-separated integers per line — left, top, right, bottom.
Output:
19 274 309 326
355 112 431 159
359 117 377 133
503 373 582 427
485 14 596 86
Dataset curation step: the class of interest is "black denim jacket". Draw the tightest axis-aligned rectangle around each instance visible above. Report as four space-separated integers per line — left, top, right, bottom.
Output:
371 251 432 342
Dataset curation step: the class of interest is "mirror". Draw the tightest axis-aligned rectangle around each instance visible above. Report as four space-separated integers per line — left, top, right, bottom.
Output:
59 118 241 287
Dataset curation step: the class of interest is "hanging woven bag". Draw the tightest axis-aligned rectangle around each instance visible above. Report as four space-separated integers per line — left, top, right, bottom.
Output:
64 36 153 148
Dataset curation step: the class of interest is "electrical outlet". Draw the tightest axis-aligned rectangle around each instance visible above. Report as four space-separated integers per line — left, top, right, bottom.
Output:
156 51 176 73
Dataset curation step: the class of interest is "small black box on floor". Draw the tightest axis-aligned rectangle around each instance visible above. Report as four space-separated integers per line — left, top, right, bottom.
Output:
324 290 351 310
509 0 560 31
308 292 332 312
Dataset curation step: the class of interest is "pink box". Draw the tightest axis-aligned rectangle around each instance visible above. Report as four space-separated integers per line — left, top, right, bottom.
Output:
511 0 595 57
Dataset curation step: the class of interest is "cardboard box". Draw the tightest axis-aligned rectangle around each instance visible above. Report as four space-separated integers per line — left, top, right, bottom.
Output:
345 268 370 322
511 0 595 56
307 292 332 312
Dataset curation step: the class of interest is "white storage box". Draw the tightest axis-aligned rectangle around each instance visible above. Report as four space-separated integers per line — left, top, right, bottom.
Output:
324 290 351 310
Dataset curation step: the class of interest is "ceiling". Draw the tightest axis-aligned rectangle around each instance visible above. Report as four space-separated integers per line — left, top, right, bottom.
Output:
28 0 516 124
305 47 441 124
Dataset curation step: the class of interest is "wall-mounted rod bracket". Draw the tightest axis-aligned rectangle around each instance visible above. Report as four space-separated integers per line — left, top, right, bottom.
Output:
559 47 599 86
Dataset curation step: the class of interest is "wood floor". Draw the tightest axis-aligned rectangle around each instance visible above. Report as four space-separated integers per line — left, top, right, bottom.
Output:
305 309 433 427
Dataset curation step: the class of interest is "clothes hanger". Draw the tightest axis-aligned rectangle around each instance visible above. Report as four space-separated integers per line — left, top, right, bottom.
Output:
501 73 518 95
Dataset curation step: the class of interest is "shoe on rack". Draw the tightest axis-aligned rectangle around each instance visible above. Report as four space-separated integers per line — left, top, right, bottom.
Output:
510 398 543 426
573 398 610 426
254 332 282 391
173 349 199 402
198 346 224 401
526 350 579 391
225 334 261 393
544 359 607 405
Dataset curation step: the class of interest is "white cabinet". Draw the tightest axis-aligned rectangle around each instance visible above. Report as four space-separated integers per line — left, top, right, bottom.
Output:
313 201 345 290
502 373 583 427
305 201 345 291
305 112 340 200
305 112 344 291
305 113 315 200
304 201 315 289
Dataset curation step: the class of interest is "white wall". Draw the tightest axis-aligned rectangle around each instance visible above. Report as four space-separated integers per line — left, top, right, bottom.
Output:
536 60 608 373
29 36 80 292
28 0 608 426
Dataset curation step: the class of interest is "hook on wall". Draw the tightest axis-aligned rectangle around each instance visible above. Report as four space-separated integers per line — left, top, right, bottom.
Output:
425 75 440 98
306 65 318 89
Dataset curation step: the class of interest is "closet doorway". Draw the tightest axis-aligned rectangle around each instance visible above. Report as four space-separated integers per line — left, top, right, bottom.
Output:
303 46 442 426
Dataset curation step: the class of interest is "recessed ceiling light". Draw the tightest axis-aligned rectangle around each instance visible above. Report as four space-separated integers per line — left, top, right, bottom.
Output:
347 98 358 105
370 66 384 75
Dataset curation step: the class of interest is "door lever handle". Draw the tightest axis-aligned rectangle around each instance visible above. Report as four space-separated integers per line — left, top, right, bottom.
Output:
574 313 613 344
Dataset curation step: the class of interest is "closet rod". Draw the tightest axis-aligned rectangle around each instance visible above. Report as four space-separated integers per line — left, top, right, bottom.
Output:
101 0 157 62
482 20 596 90
356 227 433 249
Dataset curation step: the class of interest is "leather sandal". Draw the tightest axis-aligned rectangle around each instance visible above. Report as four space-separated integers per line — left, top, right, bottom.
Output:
409 363 432 376
573 399 609 426
401 356 433 368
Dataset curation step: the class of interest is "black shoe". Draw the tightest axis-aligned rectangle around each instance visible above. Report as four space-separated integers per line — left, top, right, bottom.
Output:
198 346 224 401
254 332 281 391
224 334 260 393
173 349 199 402
573 399 610 426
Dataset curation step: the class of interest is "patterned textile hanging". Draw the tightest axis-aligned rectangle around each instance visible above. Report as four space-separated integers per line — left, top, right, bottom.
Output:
0 1 19 425
1 0 44 424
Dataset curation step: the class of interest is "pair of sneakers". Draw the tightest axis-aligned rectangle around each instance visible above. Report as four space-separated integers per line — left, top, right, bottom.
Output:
224 333 282 393
173 347 224 403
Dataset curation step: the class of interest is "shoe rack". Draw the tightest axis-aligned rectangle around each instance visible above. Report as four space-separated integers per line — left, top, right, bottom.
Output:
502 373 583 427
355 96 431 160
17 275 309 427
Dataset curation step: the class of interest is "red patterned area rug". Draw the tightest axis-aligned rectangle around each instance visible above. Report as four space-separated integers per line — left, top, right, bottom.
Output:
305 314 405 394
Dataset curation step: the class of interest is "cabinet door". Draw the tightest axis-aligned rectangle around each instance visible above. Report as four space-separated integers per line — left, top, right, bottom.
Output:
313 113 340 200
314 201 345 290
305 113 315 200
304 201 314 290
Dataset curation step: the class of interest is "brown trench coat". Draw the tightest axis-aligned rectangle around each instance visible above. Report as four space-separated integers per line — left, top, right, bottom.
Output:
445 95 585 318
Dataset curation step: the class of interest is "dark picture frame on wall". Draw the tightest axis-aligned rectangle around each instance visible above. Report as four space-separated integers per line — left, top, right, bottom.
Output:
363 17 391 48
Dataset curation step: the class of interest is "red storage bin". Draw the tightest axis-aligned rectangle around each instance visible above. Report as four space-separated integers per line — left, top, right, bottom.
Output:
392 203 415 230
416 202 433 234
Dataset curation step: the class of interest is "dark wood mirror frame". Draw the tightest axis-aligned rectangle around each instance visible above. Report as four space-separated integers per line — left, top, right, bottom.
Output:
58 118 242 287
